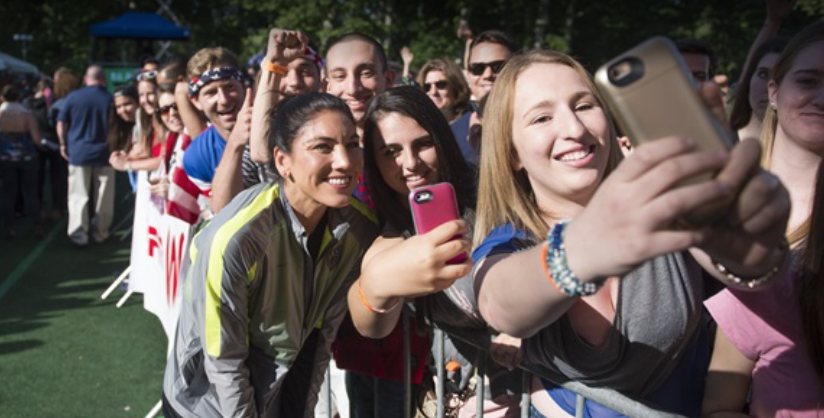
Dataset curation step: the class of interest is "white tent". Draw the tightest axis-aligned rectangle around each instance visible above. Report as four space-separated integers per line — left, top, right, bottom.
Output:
0 51 39 75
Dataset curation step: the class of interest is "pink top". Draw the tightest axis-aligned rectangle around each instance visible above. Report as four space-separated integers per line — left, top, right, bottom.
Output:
706 273 824 417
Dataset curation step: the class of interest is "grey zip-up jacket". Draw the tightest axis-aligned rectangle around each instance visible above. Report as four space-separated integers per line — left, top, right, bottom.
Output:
163 181 377 417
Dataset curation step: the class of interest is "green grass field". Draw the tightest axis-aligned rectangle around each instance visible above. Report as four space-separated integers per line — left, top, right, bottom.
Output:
0 174 168 418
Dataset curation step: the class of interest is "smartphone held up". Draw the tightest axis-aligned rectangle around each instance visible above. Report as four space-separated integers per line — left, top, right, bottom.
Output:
409 182 467 264
594 36 734 225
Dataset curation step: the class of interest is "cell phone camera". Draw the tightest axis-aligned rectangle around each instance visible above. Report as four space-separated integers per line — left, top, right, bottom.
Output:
608 57 644 87
413 190 433 204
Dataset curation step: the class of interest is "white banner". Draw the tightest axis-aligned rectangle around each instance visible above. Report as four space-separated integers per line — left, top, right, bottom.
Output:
128 171 192 342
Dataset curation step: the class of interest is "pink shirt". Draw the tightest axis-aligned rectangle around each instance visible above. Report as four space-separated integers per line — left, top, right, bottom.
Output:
706 273 824 417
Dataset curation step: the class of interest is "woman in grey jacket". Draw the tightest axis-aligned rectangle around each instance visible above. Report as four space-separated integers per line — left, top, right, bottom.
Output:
162 91 378 418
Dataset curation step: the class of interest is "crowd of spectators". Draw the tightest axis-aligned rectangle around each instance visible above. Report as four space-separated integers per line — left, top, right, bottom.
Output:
0 1 822 417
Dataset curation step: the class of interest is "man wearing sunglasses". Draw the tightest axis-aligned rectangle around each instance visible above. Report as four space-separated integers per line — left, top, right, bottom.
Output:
465 30 516 104
450 30 516 165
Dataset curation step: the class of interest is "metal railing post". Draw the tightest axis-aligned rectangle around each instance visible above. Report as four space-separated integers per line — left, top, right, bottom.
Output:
403 309 412 418
575 393 585 418
428 323 688 418
476 351 486 418
435 328 445 418
521 371 531 418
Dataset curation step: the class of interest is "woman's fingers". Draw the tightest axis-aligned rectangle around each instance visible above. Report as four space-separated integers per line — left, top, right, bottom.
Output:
725 172 789 235
643 230 712 257
610 136 698 182
643 178 732 227
423 219 469 245
700 80 731 135
713 138 761 196
431 237 472 266
631 147 728 203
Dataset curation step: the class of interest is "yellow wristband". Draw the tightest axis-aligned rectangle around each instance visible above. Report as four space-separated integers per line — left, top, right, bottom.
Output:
262 62 288 75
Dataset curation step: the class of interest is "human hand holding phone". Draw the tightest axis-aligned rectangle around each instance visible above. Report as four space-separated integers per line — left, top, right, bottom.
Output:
360 219 472 302
595 36 734 225
410 182 467 264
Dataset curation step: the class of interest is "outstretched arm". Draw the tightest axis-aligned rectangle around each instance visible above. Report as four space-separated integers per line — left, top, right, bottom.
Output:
479 137 740 337
211 88 253 213
250 28 308 164
690 138 791 290
738 0 796 85
176 80 208 137
400 46 414 80
349 220 472 338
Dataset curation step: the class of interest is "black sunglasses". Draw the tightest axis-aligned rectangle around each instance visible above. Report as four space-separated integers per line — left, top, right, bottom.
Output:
158 103 178 114
467 60 507 76
423 80 449 91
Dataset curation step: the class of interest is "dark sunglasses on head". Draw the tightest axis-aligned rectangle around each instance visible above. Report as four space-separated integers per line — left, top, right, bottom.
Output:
467 60 507 76
158 103 178 114
136 70 158 82
423 80 449 91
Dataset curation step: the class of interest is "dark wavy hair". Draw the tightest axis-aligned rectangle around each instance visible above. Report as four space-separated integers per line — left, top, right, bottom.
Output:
362 86 476 232
107 84 138 152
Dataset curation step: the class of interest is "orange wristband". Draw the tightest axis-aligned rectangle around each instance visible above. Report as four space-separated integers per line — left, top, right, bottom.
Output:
358 279 401 314
262 61 288 75
541 242 564 295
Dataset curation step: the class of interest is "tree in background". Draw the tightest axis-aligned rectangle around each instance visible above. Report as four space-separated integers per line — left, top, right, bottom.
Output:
0 0 820 82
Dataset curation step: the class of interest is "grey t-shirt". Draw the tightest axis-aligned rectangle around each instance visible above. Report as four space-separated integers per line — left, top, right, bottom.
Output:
522 251 704 396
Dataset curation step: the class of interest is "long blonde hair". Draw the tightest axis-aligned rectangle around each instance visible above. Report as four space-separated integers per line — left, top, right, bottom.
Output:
760 20 824 246
474 49 623 246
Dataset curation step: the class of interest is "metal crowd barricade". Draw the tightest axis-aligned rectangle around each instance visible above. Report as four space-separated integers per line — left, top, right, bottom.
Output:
432 322 688 418
318 312 688 418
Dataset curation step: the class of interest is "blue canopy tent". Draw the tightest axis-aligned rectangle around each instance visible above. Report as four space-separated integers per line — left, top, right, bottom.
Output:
89 12 190 67
90 12 190 40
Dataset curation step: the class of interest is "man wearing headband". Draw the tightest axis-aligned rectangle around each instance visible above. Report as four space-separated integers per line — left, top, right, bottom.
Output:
210 29 323 213
181 47 248 205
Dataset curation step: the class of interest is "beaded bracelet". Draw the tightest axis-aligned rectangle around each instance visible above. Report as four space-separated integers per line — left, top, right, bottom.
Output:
712 238 790 289
540 242 565 295
546 220 605 297
357 279 401 314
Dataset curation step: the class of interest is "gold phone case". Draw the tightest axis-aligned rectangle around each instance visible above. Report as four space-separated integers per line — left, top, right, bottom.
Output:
594 36 733 224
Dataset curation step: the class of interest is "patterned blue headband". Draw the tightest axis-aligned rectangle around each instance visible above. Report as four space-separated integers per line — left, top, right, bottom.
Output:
188 67 249 96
